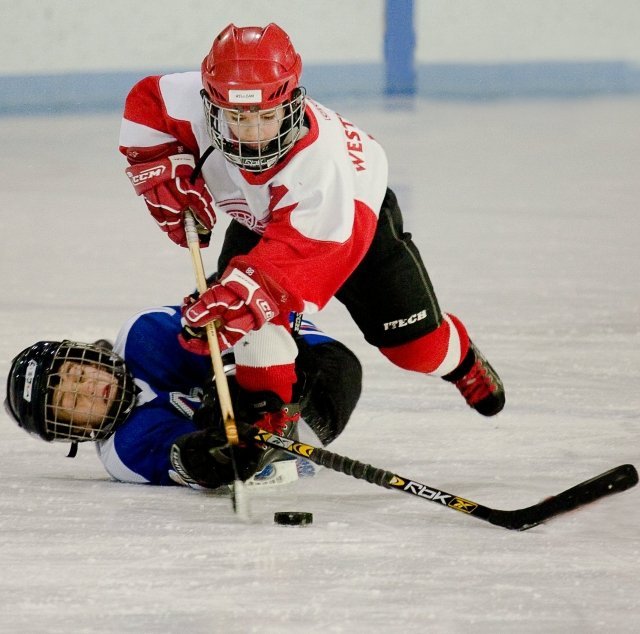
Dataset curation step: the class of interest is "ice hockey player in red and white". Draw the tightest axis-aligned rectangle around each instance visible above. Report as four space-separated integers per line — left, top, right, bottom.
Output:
119 23 505 453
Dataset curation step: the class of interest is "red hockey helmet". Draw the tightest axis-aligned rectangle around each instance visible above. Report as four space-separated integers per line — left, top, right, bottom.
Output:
202 23 302 110
201 24 307 172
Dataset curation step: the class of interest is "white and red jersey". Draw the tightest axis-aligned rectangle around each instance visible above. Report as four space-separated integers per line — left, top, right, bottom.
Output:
119 71 388 313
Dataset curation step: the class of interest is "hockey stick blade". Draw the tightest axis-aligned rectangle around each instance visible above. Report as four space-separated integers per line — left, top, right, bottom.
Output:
483 463 638 530
249 427 638 531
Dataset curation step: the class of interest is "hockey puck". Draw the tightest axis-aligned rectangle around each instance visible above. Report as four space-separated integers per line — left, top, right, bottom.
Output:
274 511 313 526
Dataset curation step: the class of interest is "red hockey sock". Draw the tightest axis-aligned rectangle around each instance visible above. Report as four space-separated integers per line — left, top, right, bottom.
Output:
379 313 470 376
235 364 297 403
234 323 298 403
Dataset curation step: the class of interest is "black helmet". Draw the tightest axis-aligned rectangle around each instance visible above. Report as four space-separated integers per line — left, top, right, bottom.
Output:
5 341 136 442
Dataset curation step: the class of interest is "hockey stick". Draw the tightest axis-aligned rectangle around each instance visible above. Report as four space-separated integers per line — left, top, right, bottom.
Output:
184 212 239 446
248 427 638 530
184 211 248 516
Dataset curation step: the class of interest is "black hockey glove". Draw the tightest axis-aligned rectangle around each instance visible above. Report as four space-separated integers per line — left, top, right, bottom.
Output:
169 428 262 489
192 375 239 430
170 377 282 489
171 377 262 488
192 373 285 431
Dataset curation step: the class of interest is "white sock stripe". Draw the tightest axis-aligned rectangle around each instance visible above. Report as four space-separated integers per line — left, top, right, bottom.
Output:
235 323 297 369
431 313 462 377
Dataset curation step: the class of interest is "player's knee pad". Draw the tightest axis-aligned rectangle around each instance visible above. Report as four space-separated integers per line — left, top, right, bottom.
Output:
379 313 469 376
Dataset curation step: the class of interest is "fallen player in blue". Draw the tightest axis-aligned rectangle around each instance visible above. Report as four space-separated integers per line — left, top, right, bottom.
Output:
5 306 362 489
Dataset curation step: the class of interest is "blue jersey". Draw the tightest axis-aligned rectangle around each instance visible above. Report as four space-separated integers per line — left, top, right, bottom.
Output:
96 306 332 485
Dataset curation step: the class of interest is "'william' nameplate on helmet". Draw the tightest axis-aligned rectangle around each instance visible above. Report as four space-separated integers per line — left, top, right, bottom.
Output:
228 89 262 104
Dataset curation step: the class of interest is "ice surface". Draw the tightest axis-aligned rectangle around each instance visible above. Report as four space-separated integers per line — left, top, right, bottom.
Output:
0 97 639 633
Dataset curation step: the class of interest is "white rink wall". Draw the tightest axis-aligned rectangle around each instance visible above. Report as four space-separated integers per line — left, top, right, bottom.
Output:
1 0 640 112
2 0 640 75
417 0 640 63
0 0 384 74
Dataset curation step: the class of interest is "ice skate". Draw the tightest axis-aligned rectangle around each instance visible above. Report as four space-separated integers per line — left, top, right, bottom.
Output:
443 341 505 416
246 401 301 486
254 401 300 471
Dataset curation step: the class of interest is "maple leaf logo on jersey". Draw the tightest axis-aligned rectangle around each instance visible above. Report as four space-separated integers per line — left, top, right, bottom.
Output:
269 184 299 216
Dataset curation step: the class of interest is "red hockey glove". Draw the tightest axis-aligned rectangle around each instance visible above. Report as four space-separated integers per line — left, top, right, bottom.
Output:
177 293 210 356
182 262 290 350
125 154 215 248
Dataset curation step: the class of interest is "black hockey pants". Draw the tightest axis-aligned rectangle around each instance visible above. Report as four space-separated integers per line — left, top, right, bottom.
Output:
217 188 443 349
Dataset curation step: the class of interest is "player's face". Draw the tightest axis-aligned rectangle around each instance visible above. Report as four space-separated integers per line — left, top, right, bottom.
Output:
223 106 285 149
51 361 119 430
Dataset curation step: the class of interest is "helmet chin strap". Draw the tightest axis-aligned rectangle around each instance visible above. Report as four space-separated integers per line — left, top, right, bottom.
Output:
66 441 78 458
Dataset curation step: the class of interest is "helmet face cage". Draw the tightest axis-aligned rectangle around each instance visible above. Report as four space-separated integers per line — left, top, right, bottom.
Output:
6 341 136 443
202 87 306 172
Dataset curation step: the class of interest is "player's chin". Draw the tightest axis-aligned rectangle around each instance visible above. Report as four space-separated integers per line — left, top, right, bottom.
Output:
244 142 267 151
